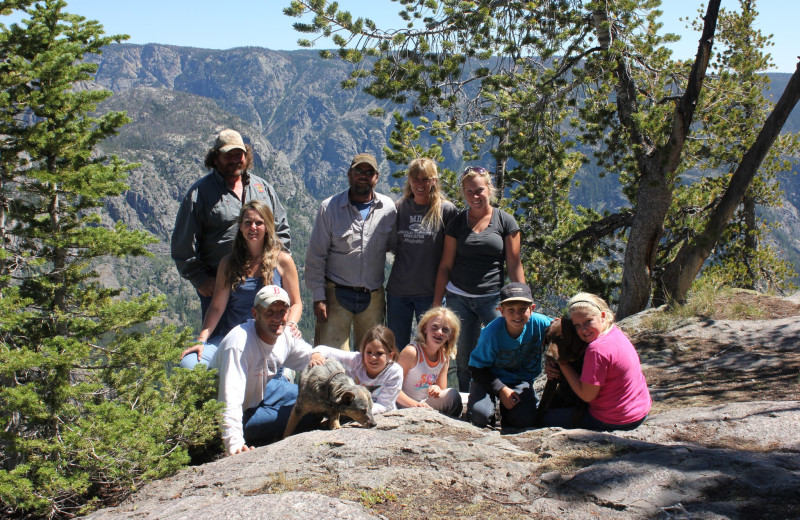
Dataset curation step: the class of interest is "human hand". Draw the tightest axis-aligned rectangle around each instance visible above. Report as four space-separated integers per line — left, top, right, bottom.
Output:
197 277 216 298
286 320 302 338
427 384 442 398
309 352 326 367
498 386 520 410
412 400 433 409
181 341 204 362
313 301 328 322
231 445 254 456
545 358 562 380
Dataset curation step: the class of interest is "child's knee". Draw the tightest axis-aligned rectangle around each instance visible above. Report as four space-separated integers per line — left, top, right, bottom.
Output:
467 399 495 427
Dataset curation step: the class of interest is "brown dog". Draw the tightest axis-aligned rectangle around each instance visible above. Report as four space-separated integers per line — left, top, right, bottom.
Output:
283 358 377 438
535 317 588 427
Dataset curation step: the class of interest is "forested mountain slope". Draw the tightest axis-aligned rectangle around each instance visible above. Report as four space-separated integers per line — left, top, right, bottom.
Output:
86 44 800 330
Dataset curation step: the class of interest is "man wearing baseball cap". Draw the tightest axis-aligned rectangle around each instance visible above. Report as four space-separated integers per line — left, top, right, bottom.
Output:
305 152 397 350
467 282 553 429
216 285 317 455
171 129 291 322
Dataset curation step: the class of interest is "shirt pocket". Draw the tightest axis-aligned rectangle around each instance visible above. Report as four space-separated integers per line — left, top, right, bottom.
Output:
331 222 358 251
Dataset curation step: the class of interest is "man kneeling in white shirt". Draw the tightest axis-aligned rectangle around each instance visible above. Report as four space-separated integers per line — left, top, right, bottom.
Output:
217 285 317 455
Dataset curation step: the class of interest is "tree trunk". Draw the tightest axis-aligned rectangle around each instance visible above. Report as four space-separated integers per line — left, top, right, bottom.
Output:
615 0 721 319
617 167 673 319
655 61 800 305
742 194 757 289
494 122 509 198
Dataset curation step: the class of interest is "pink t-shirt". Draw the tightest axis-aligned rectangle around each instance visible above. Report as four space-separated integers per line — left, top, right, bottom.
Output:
581 325 651 425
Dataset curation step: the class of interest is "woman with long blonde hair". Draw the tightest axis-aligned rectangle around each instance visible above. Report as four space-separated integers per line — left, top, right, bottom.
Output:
432 166 524 392
180 200 302 368
386 157 458 349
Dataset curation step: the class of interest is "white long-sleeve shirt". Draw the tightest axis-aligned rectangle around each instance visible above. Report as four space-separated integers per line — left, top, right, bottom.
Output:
312 345 403 415
217 320 313 454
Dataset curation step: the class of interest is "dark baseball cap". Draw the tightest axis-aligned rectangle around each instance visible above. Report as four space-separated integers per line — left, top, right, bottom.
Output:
499 282 533 305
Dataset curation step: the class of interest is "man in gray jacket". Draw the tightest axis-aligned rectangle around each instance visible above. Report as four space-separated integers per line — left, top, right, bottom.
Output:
305 153 396 350
171 129 290 320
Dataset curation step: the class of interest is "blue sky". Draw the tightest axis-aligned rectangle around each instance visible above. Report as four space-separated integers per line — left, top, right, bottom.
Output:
7 0 797 72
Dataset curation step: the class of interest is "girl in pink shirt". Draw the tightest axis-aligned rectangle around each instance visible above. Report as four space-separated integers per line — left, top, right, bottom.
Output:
541 292 651 431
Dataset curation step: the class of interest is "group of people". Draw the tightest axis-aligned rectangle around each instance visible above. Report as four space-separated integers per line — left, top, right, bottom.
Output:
170 129 651 455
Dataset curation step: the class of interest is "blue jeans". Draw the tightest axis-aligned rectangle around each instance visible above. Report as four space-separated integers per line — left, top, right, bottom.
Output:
467 380 538 429
386 293 434 350
444 291 501 392
539 407 648 431
179 335 222 370
242 376 317 445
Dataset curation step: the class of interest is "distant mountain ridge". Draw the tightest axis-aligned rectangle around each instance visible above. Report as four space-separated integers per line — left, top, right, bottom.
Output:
86 43 800 329
89 43 413 330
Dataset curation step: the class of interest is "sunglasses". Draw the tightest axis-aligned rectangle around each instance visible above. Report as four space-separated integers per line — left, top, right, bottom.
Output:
462 166 489 177
352 166 378 177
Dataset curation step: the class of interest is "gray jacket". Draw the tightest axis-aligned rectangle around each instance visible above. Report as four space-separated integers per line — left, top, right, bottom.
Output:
171 169 290 289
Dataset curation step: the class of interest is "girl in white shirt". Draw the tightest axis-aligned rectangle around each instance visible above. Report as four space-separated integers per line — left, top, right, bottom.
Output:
311 325 403 415
396 307 463 417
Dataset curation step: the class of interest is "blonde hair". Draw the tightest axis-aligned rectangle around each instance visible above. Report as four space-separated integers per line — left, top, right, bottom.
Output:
414 307 461 360
460 166 497 203
567 292 615 326
402 157 449 231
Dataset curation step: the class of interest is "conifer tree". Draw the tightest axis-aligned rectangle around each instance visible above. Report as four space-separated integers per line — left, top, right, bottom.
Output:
286 0 800 314
0 1 220 517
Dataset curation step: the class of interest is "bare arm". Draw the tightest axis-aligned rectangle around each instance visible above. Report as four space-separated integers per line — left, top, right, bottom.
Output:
198 257 232 342
395 345 431 408
433 235 457 306
504 230 524 283
434 358 449 389
427 357 450 398
181 258 231 361
278 251 303 337
558 361 601 403
498 386 521 410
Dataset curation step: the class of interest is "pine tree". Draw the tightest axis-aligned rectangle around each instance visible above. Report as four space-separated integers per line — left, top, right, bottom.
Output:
657 0 799 297
285 0 800 314
0 2 220 517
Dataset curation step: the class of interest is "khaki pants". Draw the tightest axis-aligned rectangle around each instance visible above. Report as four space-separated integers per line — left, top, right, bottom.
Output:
314 282 385 351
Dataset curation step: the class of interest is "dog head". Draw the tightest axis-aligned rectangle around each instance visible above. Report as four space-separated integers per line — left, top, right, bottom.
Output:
544 317 587 363
335 386 377 429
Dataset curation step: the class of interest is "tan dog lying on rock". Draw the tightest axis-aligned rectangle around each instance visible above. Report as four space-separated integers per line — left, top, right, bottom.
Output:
535 317 588 427
283 358 377 438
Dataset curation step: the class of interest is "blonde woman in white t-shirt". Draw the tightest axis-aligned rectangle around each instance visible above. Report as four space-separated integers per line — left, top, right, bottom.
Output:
396 307 463 417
